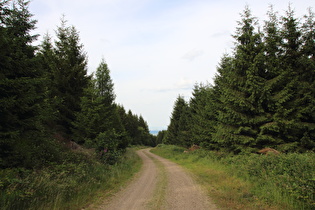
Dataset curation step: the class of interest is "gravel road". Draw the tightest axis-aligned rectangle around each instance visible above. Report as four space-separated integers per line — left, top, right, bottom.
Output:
98 148 218 210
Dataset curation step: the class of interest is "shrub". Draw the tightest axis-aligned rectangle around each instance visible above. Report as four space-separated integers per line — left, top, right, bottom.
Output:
152 145 315 209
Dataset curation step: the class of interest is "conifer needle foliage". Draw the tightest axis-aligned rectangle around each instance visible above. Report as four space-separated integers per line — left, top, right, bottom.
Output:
1 0 154 168
164 5 315 153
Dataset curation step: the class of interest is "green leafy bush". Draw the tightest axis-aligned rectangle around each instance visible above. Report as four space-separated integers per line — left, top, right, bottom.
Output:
222 153 315 208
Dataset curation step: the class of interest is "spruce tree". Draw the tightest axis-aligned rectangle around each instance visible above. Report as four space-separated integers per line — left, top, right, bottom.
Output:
139 115 149 133
46 18 90 137
189 83 218 149
94 59 123 132
72 59 125 148
164 95 188 146
212 55 239 151
0 0 46 168
124 110 139 145
96 59 115 100
117 107 152 146
255 6 285 147
302 9 315 60
156 130 167 145
177 101 191 147
37 34 61 130
213 7 266 153
292 8 315 150
71 79 97 145
273 7 306 150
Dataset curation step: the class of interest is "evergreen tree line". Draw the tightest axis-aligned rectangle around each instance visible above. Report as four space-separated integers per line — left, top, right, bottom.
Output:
0 0 154 169
160 6 315 154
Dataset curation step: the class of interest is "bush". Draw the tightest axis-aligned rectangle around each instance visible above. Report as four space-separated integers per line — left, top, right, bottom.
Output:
0 147 140 210
152 145 315 209
226 153 315 208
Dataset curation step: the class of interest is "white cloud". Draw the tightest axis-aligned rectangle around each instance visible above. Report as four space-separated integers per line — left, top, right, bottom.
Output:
175 78 195 89
182 49 204 61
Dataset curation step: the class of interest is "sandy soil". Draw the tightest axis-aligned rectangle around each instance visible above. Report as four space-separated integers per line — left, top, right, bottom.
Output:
98 148 217 210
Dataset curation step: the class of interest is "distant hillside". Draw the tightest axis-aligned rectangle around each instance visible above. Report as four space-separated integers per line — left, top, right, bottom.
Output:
150 130 159 135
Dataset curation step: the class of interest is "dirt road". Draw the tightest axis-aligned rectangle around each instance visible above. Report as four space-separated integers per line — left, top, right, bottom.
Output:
98 148 217 210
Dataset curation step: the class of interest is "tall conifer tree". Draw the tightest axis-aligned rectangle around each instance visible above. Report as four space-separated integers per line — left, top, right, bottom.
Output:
94 59 123 133
139 115 149 132
189 83 218 148
213 7 266 153
164 96 188 146
164 5 315 152
40 18 90 137
255 6 285 147
273 7 305 149
290 8 315 150
0 0 45 167
72 59 124 146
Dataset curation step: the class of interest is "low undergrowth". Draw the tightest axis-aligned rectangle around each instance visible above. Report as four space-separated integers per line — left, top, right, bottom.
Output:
0 147 141 210
151 144 315 210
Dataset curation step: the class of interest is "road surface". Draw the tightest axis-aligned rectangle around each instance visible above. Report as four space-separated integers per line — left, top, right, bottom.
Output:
98 148 218 210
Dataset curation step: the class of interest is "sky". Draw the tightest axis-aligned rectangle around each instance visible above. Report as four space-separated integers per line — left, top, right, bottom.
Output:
28 0 314 131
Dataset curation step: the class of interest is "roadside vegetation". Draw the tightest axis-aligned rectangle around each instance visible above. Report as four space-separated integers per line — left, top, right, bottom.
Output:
152 144 315 210
0 147 141 210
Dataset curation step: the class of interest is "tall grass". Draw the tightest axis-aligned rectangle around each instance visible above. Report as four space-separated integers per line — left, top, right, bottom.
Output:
0 148 141 210
152 144 315 210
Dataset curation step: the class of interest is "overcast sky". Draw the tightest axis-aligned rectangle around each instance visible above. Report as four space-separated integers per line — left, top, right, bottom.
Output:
29 0 314 131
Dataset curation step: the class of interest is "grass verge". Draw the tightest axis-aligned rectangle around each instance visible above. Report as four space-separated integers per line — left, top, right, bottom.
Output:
151 144 315 210
0 147 142 210
146 152 168 210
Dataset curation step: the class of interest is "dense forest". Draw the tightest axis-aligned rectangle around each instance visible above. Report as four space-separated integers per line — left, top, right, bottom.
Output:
0 0 155 170
159 6 315 154
1 0 314 209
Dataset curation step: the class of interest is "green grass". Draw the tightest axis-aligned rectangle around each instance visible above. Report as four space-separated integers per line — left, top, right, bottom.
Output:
147 153 168 210
0 147 142 210
151 144 315 210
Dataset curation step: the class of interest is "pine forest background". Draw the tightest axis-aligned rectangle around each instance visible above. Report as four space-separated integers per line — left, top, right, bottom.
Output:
0 0 156 170
158 5 315 154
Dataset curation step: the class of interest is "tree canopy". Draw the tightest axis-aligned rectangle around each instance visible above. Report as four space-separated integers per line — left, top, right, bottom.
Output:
164 6 315 153
0 0 155 169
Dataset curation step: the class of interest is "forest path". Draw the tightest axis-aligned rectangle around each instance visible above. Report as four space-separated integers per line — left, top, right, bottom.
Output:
98 148 217 210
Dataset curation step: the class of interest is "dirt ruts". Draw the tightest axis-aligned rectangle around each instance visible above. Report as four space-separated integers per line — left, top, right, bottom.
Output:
98 148 218 210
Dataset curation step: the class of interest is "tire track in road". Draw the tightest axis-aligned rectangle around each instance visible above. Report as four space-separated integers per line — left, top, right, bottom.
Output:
101 148 218 210
100 149 159 210
147 151 217 210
